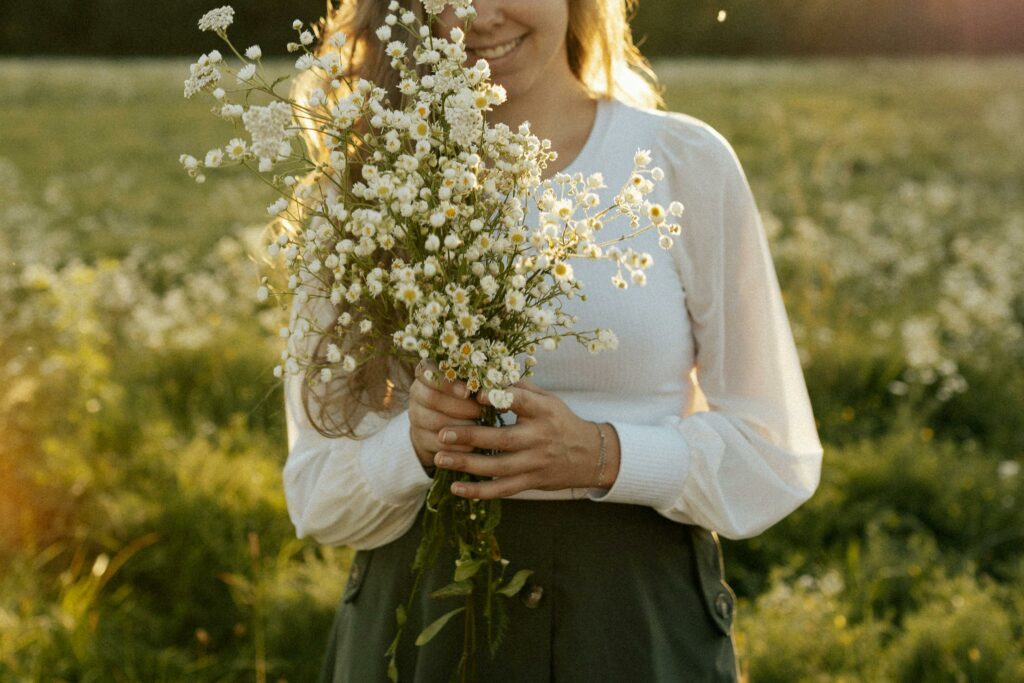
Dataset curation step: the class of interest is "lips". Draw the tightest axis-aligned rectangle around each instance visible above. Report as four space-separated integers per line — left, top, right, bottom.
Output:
467 34 526 61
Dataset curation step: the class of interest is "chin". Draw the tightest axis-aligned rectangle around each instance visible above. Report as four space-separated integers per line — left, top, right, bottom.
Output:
491 72 534 103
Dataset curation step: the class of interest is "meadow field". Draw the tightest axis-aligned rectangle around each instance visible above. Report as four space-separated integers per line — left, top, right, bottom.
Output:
1 56 1023 681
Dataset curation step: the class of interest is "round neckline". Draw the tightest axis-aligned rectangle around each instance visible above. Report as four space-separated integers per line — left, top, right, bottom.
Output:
553 96 613 178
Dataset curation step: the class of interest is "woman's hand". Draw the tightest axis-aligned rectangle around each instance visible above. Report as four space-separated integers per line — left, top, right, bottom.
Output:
408 361 484 473
432 379 621 499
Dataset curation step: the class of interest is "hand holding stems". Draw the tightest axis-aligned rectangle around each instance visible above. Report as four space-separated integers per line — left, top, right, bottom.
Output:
409 361 622 496
433 379 622 499
409 361 483 475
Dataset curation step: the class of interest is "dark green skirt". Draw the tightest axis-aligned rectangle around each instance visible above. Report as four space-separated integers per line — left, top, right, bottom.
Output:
318 498 740 682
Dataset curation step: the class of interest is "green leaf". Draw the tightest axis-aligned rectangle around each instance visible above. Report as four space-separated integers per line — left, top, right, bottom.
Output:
484 499 502 532
415 607 466 647
396 603 407 627
496 569 534 597
387 656 398 683
429 580 473 599
454 558 485 582
488 598 511 658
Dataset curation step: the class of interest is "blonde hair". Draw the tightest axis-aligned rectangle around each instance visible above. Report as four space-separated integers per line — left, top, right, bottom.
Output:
287 0 664 437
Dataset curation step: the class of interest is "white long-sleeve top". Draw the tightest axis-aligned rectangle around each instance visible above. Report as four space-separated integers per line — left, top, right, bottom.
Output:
282 95 824 550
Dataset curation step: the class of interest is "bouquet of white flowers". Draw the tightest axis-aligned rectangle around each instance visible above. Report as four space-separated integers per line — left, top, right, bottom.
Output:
181 1 684 679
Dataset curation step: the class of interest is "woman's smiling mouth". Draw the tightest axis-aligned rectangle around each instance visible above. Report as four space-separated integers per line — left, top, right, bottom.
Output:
468 35 526 61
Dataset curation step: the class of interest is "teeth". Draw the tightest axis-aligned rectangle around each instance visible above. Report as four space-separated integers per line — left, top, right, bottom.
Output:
474 37 521 60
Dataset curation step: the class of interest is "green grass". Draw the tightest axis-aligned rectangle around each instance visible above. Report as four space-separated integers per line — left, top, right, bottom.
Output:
1 56 1023 681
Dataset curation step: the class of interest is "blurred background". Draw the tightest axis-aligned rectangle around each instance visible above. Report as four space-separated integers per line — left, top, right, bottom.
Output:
2 1 1023 681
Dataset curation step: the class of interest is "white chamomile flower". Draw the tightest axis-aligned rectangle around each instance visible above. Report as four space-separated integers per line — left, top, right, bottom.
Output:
212 87 226 99
647 203 666 225
396 283 422 305
300 30 314 46
204 148 224 167
292 19 303 30
225 137 247 159
440 329 459 348
342 355 357 372
326 343 342 363
634 149 652 167
598 329 619 350
386 41 407 59
375 25 392 41
236 63 256 82
256 285 269 301
320 368 333 383
488 388 513 411
245 44 262 60
267 197 289 215
631 270 647 286
504 290 525 312
659 235 674 250
220 103 243 118
669 201 685 217
551 261 574 281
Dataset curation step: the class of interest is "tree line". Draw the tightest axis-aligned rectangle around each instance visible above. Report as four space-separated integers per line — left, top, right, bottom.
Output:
2 0 1021 56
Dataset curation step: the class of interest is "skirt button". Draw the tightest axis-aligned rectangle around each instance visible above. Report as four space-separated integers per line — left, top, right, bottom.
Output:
520 582 544 609
714 591 732 620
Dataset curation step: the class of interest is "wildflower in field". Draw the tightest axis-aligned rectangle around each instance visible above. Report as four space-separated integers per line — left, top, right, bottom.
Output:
183 53 220 99
197 6 234 33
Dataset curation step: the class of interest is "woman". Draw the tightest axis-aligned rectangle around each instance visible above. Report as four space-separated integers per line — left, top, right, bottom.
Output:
283 0 824 680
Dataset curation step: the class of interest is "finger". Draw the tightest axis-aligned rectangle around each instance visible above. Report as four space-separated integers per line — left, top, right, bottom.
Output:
434 450 537 478
410 404 479 432
512 377 551 395
450 474 537 500
410 381 483 421
415 360 470 399
437 423 527 452
412 427 475 454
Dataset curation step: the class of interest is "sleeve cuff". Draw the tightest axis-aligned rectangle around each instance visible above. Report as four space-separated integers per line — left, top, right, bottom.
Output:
586 422 691 510
358 410 434 506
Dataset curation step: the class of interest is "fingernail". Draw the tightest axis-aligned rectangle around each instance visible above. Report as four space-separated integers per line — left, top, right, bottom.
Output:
435 454 452 467
451 483 465 495
441 430 457 444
